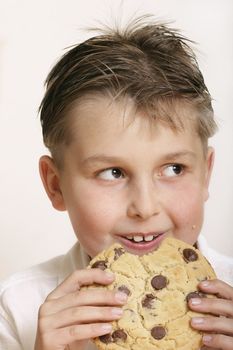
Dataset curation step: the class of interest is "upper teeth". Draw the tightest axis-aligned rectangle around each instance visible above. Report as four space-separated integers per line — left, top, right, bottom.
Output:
144 235 155 242
127 235 155 242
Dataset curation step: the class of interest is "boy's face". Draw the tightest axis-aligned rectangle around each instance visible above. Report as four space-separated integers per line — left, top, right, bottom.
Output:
41 96 214 258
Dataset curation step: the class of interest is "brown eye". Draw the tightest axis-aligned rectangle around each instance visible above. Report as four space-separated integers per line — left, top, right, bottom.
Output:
111 168 123 178
171 164 183 174
98 168 124 180
163 164 183 177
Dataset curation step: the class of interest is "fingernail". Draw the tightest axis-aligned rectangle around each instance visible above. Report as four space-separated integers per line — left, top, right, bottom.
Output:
203 334 212 343
115 292 128 303
200 280 210 288
100 323 112 332
111 307 123 316
190 298 201 305
105 272 115 281
192 317 204 324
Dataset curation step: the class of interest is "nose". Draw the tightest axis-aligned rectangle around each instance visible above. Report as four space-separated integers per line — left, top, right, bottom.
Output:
127 179 160 220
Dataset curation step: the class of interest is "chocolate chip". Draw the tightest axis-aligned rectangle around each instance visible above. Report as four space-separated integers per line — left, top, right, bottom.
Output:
91 260 107 270
142 294 156 308
151 275 168 290
99 333 112 343
118 285 131 296
151 326 166 340
183 248 198 262
112 329 127 342
186 291 206 302
114 247 125 260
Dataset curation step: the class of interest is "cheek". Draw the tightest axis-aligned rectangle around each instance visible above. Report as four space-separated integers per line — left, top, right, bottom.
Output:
165 182 206 243
67 186 123 257
172 193 204 224
66 185 121 236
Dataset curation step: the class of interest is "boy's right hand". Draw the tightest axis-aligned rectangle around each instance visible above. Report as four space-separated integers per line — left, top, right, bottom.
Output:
34 268 127 350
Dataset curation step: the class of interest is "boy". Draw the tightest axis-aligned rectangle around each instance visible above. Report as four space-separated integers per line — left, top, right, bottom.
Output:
1 16 233 350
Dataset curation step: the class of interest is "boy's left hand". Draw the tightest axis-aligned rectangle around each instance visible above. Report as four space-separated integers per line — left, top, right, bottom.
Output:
188 279 233 350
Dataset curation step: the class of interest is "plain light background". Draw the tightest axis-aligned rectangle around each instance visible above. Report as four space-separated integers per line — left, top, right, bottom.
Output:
0 0 232 280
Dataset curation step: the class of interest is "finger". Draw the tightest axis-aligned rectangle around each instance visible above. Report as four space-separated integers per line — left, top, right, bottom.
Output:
199 279 233 300
189 296 233 317
41 289 128 315
191 315 233 335
202 333 233 350
42 305 123 330
43 323 112 346
47 269 115 300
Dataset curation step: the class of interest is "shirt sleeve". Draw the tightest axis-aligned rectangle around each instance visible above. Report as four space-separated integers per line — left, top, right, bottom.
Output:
0 306 23 350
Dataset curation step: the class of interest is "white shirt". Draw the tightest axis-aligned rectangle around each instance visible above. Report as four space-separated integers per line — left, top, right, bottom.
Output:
0 236 232 350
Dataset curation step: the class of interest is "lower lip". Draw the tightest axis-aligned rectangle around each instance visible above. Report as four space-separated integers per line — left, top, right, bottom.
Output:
117 233 166 255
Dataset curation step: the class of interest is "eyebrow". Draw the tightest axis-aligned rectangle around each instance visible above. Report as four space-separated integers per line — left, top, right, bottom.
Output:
82 151 197 166
82 155 124 167
161 150 197 162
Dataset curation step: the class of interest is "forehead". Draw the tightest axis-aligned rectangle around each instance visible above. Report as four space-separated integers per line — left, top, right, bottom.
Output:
62 95 205 167
67 94 199 140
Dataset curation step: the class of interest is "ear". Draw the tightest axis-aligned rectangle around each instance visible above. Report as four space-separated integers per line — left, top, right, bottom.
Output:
204 146 215 201
39 155 66 211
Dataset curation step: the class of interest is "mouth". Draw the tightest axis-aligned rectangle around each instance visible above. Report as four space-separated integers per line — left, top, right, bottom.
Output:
126 234 160 243
117 232 166 254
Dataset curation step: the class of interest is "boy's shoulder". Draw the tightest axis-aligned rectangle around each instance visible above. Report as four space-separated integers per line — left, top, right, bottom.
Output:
0 241 87 301
0 254 62 292
0 242 87 350
0 254 66 349
0 254 65 320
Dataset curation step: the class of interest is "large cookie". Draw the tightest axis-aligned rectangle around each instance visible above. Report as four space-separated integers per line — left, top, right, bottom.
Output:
87 237 216 350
